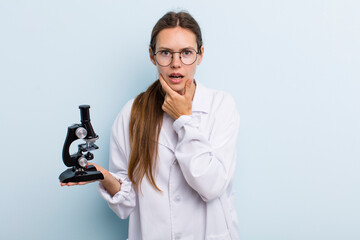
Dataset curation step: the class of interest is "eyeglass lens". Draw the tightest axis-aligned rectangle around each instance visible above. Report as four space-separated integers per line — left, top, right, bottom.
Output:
155 49 197 66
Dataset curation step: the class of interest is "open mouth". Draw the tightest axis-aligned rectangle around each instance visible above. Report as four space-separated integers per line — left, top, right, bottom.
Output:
169 73 184 79
168 73 185 84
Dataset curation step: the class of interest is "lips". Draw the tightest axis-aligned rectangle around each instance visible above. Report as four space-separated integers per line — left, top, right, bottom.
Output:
168 73 184 84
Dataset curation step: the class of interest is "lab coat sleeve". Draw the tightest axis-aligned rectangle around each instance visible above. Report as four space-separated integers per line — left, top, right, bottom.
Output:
98 100 136 219
173 93 240 202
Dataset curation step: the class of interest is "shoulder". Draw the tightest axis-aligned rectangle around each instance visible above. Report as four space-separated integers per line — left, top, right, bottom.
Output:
112 99 135 130
121 99 135 115
194 81 238 115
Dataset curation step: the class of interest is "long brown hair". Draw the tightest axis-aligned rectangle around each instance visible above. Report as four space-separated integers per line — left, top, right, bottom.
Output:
128 11 203 191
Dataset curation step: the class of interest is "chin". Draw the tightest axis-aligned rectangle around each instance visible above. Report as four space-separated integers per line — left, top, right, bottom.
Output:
166 81 185 92
171 86 185 94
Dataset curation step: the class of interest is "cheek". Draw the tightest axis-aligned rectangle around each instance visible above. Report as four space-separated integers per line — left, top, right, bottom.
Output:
187 65 197 78
156 66 166 76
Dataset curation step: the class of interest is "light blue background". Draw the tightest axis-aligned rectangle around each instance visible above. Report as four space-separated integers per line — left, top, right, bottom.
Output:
1 0 359 239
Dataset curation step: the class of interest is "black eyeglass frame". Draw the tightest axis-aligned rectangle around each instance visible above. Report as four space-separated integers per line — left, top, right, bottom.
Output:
153 48 201 67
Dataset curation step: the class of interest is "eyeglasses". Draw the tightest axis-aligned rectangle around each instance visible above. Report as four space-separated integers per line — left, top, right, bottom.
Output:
154 49 200 67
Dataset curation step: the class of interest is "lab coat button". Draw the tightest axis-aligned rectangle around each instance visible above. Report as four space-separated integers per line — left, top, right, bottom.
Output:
174 195 181 202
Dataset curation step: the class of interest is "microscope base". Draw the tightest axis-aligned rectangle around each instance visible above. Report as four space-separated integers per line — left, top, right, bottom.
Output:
59 165 104 183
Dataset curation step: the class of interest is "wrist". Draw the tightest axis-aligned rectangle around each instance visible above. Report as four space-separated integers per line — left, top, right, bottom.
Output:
100 170 112 183
100 171 122 197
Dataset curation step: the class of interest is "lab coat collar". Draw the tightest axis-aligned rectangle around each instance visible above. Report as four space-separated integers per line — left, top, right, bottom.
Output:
192 80 211 114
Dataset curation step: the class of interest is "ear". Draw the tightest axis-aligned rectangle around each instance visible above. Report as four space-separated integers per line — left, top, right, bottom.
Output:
196 46 205 65
149 47 156 66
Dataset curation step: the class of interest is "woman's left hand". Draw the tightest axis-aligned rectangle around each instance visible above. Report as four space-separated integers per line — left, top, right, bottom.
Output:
159 74 196 120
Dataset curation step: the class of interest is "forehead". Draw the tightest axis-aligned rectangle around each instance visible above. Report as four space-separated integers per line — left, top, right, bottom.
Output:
156 27 197 50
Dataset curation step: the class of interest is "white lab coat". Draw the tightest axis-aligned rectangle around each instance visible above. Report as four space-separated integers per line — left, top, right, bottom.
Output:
98 82 240 240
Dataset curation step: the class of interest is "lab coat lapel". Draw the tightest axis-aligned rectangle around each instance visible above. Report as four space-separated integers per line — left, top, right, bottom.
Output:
158 113 177 152
191 81 211 114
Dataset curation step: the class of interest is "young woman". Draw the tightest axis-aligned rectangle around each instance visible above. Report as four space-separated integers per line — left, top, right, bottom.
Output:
62 11 240 240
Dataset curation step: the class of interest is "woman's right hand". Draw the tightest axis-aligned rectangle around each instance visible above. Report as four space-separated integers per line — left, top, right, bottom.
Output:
60 162 121 197
60 162 109 186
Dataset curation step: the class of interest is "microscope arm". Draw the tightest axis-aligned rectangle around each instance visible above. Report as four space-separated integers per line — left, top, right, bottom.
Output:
62 124 82 168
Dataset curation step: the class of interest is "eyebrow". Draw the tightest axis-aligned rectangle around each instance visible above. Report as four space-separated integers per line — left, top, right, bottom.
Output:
158 46 196 51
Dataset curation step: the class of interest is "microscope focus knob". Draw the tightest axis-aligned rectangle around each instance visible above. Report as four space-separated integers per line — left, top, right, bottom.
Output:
75 127 87 139
78 156 88 168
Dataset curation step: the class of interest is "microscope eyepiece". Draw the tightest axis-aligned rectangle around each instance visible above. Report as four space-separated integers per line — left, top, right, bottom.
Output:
79 105 98 139
79 105 91 123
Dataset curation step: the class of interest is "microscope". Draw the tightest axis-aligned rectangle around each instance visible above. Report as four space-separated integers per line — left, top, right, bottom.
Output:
59 105 104 183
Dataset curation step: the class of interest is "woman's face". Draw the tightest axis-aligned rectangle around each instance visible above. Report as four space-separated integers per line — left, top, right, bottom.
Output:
150 26 204 94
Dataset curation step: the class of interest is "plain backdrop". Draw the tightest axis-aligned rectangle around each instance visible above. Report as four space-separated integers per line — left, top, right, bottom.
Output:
0 0 359 239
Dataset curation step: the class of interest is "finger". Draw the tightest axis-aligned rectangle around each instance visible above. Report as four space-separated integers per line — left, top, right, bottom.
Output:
77 182 90 185
86 162 97 171
162 96 168 112
189 79 196 99
184 79 192 95
60 179 98 186
185 79 196 98
66 182 79 186
159 74 176 97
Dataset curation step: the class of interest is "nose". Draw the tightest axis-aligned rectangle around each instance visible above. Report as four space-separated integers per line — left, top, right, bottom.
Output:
170 52 182 68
